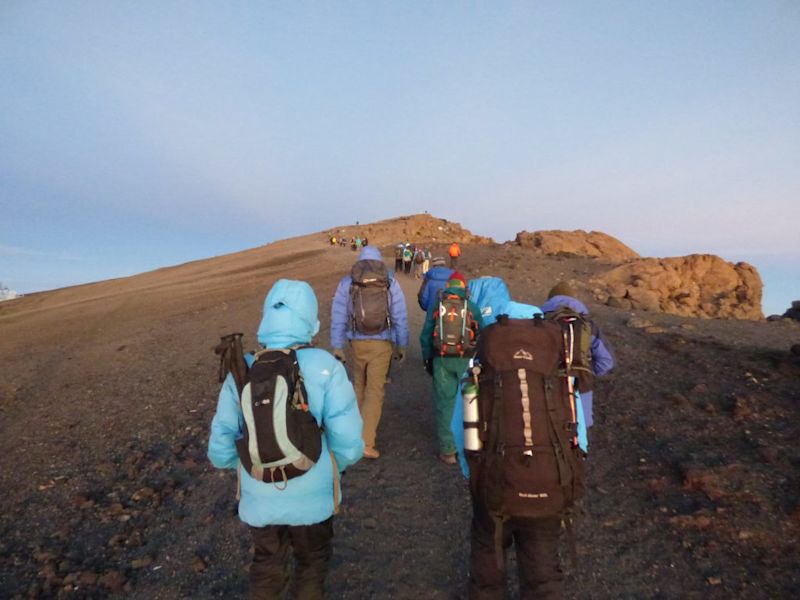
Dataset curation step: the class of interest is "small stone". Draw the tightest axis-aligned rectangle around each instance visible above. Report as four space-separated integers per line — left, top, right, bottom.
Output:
79 571 99 586
666 393 689 408
707 576 722 585
98 571 127 592
131 557 152 569
363 518 378 529
627 317 654 329
644 326 667 334
193 556 207 573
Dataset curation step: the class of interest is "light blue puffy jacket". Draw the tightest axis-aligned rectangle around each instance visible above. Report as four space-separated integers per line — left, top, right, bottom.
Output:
330 246 409 349
208 279 364 526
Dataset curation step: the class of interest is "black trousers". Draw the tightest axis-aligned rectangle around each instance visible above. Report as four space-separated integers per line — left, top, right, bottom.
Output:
249 517 334 600
395 258 403 273
469 502 564 600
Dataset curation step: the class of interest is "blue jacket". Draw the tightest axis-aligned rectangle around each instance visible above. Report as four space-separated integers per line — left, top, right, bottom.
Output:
330 246 409 349
417 266 454 311
540 295 615 428
208 280 364 527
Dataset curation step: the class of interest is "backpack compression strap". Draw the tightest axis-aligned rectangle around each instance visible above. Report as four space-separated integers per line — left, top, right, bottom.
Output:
215 333 248 395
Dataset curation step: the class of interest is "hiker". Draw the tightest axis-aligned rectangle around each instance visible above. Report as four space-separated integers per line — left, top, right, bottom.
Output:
422 247 431 275
413 247 425 279
417 257 453 312
331 246 409 459
402 244 413 275
420 272 484 464
208 279 364 600
355 236 362 250
540 282 615 432
330 236 337 246
394 243 405 274
362 236 368 247
350 238 357 252
463 298 587 599
448 241 461 268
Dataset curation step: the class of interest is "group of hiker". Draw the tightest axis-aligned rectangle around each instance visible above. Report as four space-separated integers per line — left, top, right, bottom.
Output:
329 234 368 251
392 240 461 279
208 241 615 599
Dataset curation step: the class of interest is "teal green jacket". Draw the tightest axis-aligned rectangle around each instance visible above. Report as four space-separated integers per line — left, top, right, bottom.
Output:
419 287 485 360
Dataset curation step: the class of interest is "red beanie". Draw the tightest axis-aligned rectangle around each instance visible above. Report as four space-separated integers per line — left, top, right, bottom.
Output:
447 272 467 288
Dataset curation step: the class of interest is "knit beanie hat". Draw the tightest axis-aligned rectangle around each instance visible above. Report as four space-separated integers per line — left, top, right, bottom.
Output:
447 272 467 289
431 256 447 267
547 282 577 299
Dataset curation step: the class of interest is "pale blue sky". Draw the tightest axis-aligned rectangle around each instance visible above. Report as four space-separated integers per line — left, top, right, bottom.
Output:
1 1 798 314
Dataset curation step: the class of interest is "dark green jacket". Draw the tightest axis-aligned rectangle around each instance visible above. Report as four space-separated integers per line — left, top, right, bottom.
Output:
419 286 485 360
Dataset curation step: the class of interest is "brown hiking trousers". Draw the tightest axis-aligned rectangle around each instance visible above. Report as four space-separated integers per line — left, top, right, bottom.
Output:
469 500 564 599
351 339 393 449
249 517 333 600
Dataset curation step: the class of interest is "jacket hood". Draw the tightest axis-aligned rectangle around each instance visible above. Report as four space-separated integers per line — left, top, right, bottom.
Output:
504 301 543 319
540 295 589 315
427 266 453 281
358 246 382 261
257 279 321 348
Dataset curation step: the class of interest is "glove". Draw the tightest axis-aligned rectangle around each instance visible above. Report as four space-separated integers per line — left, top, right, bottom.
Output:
424 358 433 376
394 346 406 364
333 348 347 364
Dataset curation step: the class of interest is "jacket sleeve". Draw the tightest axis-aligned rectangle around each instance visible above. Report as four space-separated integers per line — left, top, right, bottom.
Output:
417 277 428 311
322 358 364 471
419 303 437 360
330 277 350 350
591 331 615 376
389 278 409 347
207 373 243 470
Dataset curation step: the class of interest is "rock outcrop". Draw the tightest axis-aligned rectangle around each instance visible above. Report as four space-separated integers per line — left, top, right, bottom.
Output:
591 254 764 320
329 214 493 247
766 301 800 322
514 230 640 261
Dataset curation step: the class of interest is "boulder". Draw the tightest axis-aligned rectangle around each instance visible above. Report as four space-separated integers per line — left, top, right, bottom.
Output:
514 230 640 261
592 254 763 320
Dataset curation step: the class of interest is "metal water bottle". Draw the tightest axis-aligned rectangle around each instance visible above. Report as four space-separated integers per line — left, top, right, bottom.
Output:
462 366 482 451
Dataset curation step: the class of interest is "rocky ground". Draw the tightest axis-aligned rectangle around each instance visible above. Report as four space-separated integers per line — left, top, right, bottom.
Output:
1 219 799 599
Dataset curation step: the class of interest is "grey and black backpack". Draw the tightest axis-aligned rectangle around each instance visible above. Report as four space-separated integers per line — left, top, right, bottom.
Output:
349 259 391 335
235 348 322 487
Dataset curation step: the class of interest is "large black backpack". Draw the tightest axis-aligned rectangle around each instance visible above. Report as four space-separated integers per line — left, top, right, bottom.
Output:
235 348 322 487
350 259 391 335
468 315 585 520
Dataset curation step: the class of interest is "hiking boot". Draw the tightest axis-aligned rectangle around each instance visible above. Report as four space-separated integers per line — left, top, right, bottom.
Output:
438 452 457 466
363 447 381 459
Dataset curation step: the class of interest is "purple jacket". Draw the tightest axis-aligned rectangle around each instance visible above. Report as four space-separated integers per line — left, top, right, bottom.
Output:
331 246 409 349
541 295 615 428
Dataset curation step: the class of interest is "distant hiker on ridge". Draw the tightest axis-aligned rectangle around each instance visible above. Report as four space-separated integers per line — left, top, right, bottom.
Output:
448 241 461 268
208 279 364 599
331 246 409 459
402 244 413 276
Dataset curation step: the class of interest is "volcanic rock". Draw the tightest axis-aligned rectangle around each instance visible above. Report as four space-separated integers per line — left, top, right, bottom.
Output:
592 254 763 319
514 229 639 261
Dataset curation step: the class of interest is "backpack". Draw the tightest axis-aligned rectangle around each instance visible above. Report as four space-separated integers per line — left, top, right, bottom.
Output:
235 348 322 486
544 307 594 392
468 315 585 521
432 290 477 356
402 248 412 262
349 259 391 335
414 250 424 264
